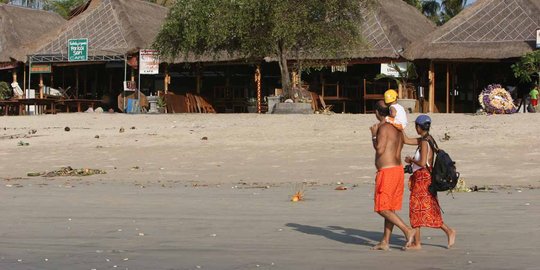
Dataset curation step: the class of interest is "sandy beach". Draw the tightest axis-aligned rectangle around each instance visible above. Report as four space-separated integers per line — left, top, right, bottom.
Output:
1 113 539 269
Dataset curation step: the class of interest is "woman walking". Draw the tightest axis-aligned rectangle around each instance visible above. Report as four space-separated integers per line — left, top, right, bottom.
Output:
403 115 456 250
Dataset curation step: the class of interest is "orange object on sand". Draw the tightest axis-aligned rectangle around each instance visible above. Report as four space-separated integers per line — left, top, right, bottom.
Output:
374 166 404 212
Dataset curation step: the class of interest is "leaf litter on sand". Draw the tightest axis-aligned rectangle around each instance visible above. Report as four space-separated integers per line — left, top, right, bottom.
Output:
27 166 106 177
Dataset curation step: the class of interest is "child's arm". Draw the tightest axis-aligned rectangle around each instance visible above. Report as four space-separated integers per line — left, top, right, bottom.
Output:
389 106 397 117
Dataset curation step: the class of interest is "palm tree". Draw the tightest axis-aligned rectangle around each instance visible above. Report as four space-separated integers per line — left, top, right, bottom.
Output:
440 0 468 23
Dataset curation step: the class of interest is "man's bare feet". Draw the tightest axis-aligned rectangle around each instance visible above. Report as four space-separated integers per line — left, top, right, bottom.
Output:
447 229 456 249
371 242 390 251
404 228 416 248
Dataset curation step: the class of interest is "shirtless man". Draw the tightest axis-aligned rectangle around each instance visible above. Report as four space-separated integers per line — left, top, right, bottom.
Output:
370 100 415 251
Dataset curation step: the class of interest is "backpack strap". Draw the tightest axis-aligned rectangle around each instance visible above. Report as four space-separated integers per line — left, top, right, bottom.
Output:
422 135 439 153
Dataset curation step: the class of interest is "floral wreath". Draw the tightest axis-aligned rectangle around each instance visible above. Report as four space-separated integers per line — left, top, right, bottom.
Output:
478 84 516 114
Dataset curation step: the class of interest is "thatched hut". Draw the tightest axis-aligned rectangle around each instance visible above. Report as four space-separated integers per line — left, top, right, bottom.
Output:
0 4 65 95
405 0 540 113
27 0 168 111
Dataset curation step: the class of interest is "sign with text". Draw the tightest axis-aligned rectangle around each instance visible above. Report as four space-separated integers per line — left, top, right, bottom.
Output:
68 38 88 62
380 62 408 77
30 64 52 73
536 28 540 49
139 49 159 75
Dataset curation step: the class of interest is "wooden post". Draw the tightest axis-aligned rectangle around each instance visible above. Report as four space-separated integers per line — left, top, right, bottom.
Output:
452 64 456 113
51 69 54 88
428 61 435 113
23 65 26 98
39 74 44 99
164 64 169 94
446 64 450 113
255 65 262 114
76 67 80 98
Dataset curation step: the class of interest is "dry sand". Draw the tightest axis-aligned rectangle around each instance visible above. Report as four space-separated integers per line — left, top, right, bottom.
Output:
0 113 539 269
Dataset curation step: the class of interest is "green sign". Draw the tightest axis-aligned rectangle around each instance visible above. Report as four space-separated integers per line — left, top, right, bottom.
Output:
68 38 88 61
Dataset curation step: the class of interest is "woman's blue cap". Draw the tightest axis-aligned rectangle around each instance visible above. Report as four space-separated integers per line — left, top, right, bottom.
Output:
415 115 432 125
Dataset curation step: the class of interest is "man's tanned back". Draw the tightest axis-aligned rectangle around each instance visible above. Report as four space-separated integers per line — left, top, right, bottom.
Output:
375 123 403 170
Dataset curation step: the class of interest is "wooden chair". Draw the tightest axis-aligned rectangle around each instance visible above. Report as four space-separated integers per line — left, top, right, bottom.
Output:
363 79 386 113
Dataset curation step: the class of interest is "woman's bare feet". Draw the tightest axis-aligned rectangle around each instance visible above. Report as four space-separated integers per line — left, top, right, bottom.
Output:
404 228 416 249
447 229 456 249
371 242 390 251
404 244 422 250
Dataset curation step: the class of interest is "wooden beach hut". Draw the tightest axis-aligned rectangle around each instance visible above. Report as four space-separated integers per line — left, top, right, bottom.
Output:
405 0 540 113
0 3 65 113
26 0 168 112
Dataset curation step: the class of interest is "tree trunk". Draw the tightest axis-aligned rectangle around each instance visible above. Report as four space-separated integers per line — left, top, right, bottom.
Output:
277 49 292 98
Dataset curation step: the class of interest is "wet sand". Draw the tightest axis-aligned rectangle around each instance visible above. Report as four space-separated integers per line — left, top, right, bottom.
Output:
0 113 539 269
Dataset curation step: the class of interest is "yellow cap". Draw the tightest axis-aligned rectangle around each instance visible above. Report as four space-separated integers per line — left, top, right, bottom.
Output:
384 89 398 103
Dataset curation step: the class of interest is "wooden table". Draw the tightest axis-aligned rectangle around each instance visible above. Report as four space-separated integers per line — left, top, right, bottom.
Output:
56 99 102 113
17 98 58 115
0 100 21 116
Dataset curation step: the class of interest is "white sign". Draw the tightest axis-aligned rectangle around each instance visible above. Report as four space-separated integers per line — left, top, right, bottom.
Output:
139 49 160 75
380 62 408 77
536 28 540 49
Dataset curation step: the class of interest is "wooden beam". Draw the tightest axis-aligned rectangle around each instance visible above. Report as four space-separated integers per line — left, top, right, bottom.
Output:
446 64 450 113
12 70 17 84
255 65 262 113
428 61 435 113
39 74 44 99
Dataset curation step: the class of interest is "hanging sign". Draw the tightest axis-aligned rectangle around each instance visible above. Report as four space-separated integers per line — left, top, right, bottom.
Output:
536 28 540 49
30 64 52 73
380 62 408 77
139 49 159 74
68 38 88 62
123 81 137 91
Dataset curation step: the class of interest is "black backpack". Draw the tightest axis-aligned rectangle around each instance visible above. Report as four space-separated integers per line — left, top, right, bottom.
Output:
424 137 460 195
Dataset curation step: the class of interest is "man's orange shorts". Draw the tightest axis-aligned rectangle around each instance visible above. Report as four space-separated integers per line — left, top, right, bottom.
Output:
374 166 404 212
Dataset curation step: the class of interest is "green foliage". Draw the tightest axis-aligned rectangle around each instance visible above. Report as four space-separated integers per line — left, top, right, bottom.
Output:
0 81 12 100
155 0 370 97
156 96 166 108
403 0 467 25
43 0 85 18
512 50 540 83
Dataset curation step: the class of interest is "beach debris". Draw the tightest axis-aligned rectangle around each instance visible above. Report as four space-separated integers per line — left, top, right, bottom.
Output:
201 136 208 141
525 203 531 206
336 181 343 185
451 179 471 192
17 259 22 262
138 232 145 236
335 186 348 191
17 141 29 146
196 266 202 269
131 166 140 170
119 127 125 133
27 167 106 177
29 129 37 135
210 234 217 237
64 127 70 132
130 126 136 130
96 145 103 149
44 258 48 262
291 183 306 202
95 135 100 139
442 132 451 141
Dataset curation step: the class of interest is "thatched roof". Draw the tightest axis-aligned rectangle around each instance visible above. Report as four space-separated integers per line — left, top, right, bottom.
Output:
32 0 168 59
405 0 540 61
0 4 65 62
175 0 436 64
346 0 436 59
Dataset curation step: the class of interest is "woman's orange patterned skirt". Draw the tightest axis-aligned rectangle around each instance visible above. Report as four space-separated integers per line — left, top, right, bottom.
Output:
409 168 443 228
